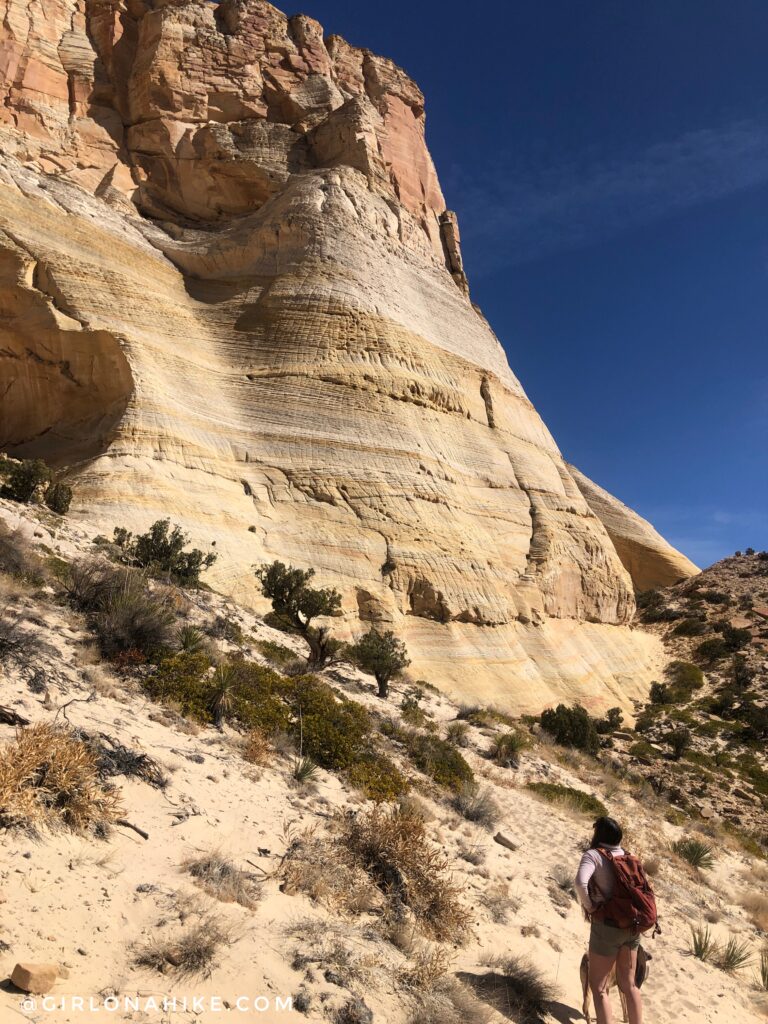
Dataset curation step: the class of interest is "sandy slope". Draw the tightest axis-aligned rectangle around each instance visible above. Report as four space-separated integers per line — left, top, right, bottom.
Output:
0 500 766 1024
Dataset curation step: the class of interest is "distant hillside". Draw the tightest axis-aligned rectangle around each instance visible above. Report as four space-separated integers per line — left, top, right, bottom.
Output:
627 549 768 846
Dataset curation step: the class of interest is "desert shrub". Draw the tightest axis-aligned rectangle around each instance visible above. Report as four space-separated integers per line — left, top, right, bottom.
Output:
731 654 754 691
77 730 167 789
93 574 175 660
44 481 72 515
490 731 525 767
401 731 474 791
338 805 472 941
672 617 707 637
255 560 342 669
701 589 731 605
738 892 768 933
114 519 216 585
0 723 122 834
649 682 669 705
408 977 493 1024
0 458 51 503
695 638 729 664
255 639 298 668
479 881 520 924
289 676 371 770
145 655 291 733
666 726 692 760
474 954 557 1021
241 727 273 766
348 627 410 699
451 782 500 830
629 740 655 758
134 917 229 977
526 782 607 817
281 830 380 914
400 686 428 726
596 707 624 734
445 721 470 747
346 752 410 802
721 625 751 651
689 924 716 962
209 614 244 645
185 851 261 908
715 937 752 972
0 522 46 584
335 998 374 1024
673 837 714 870
540 703 599 755
665 661 704 698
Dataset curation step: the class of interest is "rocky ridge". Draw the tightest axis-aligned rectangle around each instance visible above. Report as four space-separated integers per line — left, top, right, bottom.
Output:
0 0 697 709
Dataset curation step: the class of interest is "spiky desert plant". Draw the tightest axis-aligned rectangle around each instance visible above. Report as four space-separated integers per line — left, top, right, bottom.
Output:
758 950 768 991
688 924 716 962
715 937 753 973
292 755 319 784
673 837 714 870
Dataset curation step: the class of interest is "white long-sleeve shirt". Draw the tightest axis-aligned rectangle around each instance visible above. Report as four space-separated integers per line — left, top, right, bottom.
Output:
574 844 625 914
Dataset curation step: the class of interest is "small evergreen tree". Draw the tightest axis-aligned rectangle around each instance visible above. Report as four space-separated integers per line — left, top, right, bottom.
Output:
44 482 72 515
114 519 216 585
348 628 410 698
255 561 342 669
667 726 692 761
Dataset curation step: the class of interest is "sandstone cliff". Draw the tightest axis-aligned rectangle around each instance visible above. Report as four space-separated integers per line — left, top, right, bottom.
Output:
0 0 696 710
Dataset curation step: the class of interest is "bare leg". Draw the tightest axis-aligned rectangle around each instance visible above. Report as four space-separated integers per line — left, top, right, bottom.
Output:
616 945 643 1024
588 951 617 1024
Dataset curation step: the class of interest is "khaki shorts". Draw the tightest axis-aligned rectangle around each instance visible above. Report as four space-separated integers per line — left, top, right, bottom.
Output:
589 919 641 957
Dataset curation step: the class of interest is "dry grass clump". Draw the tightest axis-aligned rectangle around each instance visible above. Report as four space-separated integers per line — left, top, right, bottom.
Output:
0 723 122 834
408 977 493 1024
0 523 46 584
287 919 378 991
184 851 261 909
468 954 556 1022
479 881 520 924
338 805 472 942
241 727 273 766
525 781 607 817
451 781 500 830
398 945 455 989
134 917 229 977
739 891 768 933
281 827 381 915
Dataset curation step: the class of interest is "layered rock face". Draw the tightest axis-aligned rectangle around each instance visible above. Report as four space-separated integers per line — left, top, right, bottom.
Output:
0 0 695 711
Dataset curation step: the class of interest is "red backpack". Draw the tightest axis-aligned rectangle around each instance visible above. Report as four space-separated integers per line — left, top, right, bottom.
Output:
591 849 659 936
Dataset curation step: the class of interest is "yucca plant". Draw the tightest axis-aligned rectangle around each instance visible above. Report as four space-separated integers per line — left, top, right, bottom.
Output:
758 949 768 991
292 755 319 784
175 625 209 655
673 837 714 870
715 937 752 973
688 924 716 963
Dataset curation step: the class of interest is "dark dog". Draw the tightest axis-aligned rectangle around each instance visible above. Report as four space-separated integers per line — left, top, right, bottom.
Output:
580 946 651 1023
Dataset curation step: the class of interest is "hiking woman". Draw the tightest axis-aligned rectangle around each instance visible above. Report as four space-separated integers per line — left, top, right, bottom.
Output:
575 816 647 1024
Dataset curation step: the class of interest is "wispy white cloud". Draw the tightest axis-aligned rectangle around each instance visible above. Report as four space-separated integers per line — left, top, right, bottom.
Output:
447 117 768 271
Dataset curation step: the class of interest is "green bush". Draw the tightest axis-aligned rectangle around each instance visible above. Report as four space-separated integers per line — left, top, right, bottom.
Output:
255 639 298 668
145 655 291 733
540 704 600 755
672 617 707 637
89 569 175 660
44 482 72 515
114 520 216 585
345 753 410 802
526 782 607 817
596 707 624 734
695 638 729 664
665 661 705 699
649 682 669 705
289 676 371 770
445 721 470 747
400 731 474 791
1 458 51 503
701 590 731 605
666 726 692 760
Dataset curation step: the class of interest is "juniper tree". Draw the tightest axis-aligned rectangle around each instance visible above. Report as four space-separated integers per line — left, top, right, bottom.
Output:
255 561 342 669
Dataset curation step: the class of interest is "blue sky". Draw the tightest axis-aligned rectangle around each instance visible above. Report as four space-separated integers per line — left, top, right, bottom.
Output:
292 0 768 567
